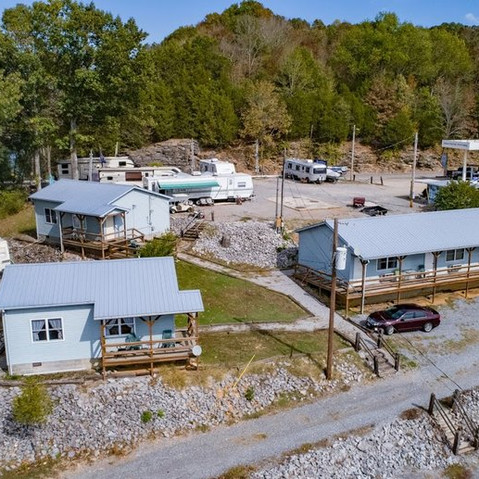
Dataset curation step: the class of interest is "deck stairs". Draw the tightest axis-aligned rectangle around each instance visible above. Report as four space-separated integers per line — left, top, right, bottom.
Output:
181 220 207 241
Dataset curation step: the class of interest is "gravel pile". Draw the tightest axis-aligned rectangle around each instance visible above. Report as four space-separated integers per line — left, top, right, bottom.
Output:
7 238 81 264
0 360 363 471
253 415 455 479
192 220 297 269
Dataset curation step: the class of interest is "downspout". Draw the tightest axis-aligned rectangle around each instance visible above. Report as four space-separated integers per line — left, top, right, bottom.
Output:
1 309 12 375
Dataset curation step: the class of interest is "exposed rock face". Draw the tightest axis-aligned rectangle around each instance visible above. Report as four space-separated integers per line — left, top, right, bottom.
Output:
128 139 199 169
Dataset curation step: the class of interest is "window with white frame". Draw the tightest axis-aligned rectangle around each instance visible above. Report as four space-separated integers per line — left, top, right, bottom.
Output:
445 249 465 262
377 257 398 271
104 318 135 337
31 318 63 342
45 208 57 224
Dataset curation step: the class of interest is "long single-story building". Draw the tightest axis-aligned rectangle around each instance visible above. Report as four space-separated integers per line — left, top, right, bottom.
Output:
0 257 204 375
296 208 479 310
30 179 171 258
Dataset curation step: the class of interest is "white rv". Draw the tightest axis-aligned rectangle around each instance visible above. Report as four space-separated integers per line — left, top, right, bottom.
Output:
99 166 180 186
284 158 327 183
199 158 236 175
57 156 135 181
143 170 254 204
0 238 11 273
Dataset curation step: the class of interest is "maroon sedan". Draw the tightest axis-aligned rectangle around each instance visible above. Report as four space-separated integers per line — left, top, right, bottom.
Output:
365 303 440 335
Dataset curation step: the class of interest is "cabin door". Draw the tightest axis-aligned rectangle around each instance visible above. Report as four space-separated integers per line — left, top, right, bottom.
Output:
103 216 123 239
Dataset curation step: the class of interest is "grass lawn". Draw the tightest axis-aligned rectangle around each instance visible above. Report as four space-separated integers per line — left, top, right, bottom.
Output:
0 203 36 237
199 330 348 367
175 260 307 325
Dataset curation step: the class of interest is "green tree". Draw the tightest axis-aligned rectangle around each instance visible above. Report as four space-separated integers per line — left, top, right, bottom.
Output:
12 377 53 425
434 181 479 210
241 80 291 149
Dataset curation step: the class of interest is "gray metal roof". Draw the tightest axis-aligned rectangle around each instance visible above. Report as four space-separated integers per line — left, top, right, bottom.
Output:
0 257 204 319
30 179 167 217
299 209 479 260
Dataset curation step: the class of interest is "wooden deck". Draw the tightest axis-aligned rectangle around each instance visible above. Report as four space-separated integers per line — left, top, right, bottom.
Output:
61 226 145 258
294 263 479 314
100 328 199 376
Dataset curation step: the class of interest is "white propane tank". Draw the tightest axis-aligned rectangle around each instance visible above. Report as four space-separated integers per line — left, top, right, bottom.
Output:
335 246 347 271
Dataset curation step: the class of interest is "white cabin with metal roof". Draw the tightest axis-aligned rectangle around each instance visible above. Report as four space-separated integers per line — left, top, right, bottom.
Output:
0 257 204 375
30 179 171 258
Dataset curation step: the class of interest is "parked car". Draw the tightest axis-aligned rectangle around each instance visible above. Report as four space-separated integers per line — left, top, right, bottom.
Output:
365 303 440 335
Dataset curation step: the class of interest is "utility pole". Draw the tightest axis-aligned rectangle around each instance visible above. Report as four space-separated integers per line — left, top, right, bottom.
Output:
276 151 286 233
350 124 356 182
255 139 259 174
326 218 338 380
409 131 418 208
88 149 93 182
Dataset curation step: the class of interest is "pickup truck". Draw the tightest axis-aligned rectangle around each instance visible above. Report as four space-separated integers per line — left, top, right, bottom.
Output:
450 166 479 180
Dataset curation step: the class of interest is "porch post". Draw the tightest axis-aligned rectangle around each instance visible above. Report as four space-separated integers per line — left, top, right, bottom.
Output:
466 248 474 298
122 212 128 256
99 217 106 259
148 317 154 376
78 214 85 259
58 212 65 257
360 259 368 314
432 252 441 303
100 320 106 379
396 256 404 303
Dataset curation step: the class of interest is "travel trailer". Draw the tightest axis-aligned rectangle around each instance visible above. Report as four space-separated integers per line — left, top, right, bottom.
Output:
284 158 327 183
143 166 254 204
99 166 181 187
57 156 135 181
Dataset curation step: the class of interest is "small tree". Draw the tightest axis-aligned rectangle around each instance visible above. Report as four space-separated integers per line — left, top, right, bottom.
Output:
138 232 178 257
12 377 53 425
434 180 479 210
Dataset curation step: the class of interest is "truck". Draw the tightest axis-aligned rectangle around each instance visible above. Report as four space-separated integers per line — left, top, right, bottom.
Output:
449 165 479 180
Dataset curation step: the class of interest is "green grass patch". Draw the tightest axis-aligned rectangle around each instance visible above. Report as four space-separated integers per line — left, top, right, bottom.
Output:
0 202 35 237
199 330 347 368
175 260 306 325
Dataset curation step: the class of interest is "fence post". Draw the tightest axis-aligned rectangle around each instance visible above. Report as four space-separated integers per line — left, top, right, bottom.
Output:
370 176 373 184
355 332 361 352
377 330 383 348
453 428 462 455
394 353 400 371
380 176 384 186
428 393 436 416
373 355 379 376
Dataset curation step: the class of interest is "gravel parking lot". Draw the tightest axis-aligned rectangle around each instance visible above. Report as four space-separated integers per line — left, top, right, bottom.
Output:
200 171 439 227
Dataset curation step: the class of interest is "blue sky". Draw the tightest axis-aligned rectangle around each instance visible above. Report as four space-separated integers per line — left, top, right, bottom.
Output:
1 0 478 43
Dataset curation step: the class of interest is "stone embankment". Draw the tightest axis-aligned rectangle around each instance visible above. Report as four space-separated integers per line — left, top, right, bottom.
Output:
171 218 298 269
0 361 364 472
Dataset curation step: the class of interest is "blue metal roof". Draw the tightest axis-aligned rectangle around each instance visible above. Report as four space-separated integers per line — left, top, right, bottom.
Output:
0 257 204 319
30 179 168 217
299 209 479 260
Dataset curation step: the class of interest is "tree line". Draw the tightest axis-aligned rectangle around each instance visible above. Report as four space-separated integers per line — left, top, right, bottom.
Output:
1 0 478 182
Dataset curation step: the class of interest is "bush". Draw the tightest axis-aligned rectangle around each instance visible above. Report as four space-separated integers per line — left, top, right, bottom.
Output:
138 232 178 257
434 180 479 210
12 377 53 425
245 386 255 401
0 190 27 219
141 410 153 423
157 409 165 418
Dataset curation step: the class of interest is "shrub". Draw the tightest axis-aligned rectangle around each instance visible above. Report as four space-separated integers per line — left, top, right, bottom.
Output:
157 409 165 418
141 410 153 423
0 190 27 219
245 386 255 401
12 377 53 425
138 232 178 257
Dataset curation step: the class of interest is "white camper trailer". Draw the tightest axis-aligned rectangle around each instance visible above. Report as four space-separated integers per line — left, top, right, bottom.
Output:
284 158 327 183
57 156 135 181
0 238 11 273
199 158 236 175
144 170 254 204
99 166 180 186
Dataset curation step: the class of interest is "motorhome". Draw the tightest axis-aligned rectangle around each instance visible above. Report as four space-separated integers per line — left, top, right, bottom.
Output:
143 170 254 204
57 156 135 181
99 166 180 186
284 158 327 183
199 158 236 175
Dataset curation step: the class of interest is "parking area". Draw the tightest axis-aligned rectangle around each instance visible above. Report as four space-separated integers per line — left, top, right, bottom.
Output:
202 171 440 228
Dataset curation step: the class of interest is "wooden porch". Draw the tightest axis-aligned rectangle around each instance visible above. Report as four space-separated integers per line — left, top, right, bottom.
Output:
59 209 145 259
100 314 200 377
294 262 479 314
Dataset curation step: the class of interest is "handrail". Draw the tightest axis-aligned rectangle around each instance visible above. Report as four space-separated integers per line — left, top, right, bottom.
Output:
181 213 204 236
354 333 380 376
376 331 400 371
452 390 479 444
429 393 457 439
